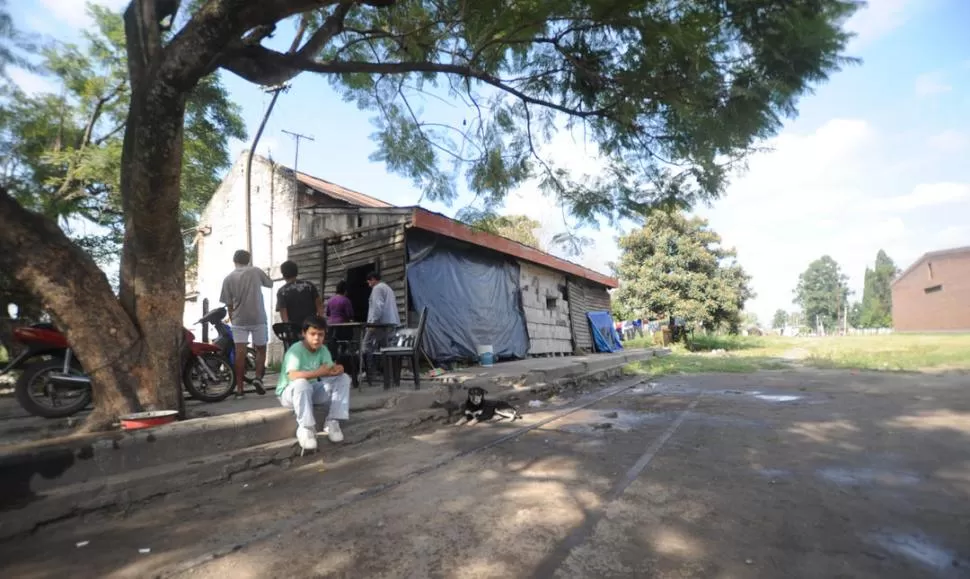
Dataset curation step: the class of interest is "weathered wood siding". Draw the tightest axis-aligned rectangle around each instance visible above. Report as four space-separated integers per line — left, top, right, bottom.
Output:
566 278 612 353
286 239 325 292
322 225 408 324
297 207 412 242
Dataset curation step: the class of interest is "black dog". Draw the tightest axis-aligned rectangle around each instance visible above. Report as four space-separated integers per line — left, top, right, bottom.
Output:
455 386 521 426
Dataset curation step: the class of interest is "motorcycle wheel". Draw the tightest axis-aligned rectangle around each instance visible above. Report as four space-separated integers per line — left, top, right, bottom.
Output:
15 357 92 418
182 352 236 403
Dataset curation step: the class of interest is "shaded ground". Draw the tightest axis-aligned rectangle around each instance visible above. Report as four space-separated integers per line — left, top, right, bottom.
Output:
2 368 969 578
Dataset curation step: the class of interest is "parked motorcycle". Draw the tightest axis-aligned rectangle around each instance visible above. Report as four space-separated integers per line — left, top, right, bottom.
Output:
1 324 89 418
2 323 237 418
195 306 257 384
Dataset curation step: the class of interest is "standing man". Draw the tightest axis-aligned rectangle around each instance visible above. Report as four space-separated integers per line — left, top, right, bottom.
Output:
362 271 399 362
220 249 271 398
276 260 324 326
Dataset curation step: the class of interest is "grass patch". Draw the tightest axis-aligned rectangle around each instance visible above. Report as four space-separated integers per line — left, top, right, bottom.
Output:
630 352 789 377
626 332 970 374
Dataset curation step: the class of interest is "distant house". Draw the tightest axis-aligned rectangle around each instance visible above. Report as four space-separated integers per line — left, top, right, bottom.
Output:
186 152 618 363
891 246 970 332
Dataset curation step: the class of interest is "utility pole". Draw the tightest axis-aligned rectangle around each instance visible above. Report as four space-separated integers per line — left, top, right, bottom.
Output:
281 129 315 174
244 83 289 255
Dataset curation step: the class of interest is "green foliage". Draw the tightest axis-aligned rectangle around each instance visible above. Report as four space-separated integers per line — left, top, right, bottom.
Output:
771 308 787 329
0 4 245 272
314 0 860 223
859 249 897 328
741 311 760 328
461 211 544 249
793 255 849 332
613 211 754 332
0 0 33 78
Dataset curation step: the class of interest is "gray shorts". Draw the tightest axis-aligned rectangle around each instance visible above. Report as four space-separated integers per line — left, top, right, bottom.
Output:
232 324 268 346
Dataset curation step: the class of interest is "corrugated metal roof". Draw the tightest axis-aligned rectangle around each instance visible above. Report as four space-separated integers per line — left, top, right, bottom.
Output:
892 245 970 286
409 208 618 288
294 171 393 208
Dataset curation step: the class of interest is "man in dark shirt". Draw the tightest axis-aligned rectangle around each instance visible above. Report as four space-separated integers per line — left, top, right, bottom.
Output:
276 261 324 328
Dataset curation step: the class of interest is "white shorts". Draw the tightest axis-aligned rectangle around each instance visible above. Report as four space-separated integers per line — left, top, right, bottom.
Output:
232 324 268 346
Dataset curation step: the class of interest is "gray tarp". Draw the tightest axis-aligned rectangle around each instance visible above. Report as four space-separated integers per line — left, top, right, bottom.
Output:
406 232 529 362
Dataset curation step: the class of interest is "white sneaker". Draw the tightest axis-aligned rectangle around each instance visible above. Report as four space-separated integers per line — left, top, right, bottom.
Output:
326 420 344 443
296 426 317 451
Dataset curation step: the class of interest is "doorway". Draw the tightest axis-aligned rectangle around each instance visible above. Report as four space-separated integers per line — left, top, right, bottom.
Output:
345 262 377 322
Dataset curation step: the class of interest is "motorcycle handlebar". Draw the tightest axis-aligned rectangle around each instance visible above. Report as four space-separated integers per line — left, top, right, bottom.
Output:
196 306 229 325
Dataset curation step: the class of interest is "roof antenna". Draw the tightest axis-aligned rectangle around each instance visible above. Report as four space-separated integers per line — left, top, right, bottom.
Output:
281 128 315 174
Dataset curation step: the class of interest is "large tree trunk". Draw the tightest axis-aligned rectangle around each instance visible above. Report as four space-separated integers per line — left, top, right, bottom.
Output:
0 189 164 429
0 0 308 429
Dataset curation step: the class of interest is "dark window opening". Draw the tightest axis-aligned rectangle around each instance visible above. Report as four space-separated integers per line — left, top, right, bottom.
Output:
345 262 378 321
356 214 364 228
924 284 943 294
546 296 558 310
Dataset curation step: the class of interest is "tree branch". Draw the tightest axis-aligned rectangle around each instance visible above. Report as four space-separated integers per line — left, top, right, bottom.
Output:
218 1 354 86
225 51 616 119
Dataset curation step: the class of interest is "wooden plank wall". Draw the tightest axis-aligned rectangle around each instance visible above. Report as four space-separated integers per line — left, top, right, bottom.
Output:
321 225 409 325
566 279 612 353
566 278 592 353
287 239 325 291
298 208 412 242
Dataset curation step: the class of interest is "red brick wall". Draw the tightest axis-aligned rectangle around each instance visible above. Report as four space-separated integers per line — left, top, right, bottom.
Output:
891 252 970 331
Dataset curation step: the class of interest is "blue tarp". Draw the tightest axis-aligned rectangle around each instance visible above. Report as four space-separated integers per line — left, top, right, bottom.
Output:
587 310 623 353
406 232 530 362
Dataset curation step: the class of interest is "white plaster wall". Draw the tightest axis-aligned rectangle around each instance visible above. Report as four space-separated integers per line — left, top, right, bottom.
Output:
519 262 572 355
183 153 299 363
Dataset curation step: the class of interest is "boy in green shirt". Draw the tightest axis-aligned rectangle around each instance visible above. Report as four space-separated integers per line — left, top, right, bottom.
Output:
277 315 351 451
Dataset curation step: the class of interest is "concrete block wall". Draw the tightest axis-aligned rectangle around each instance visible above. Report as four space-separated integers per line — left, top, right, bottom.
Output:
519 262 572 355
183 153 300 363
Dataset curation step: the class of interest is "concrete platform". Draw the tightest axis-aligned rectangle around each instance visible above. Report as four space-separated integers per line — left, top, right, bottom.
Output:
0 349 662 538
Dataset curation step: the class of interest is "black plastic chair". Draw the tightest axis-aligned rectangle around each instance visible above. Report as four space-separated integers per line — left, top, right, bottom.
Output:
272 322 302 352
380 307 429 390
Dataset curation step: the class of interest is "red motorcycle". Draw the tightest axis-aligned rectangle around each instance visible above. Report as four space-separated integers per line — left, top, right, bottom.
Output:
0 324 236 419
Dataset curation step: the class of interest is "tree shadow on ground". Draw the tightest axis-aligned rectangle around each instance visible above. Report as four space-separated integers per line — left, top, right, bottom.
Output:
1 369 969 578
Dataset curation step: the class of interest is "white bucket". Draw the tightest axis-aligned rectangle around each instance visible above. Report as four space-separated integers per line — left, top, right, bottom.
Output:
476 345 494 367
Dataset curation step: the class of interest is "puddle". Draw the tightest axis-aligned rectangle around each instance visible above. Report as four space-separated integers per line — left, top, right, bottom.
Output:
753 394 802 402
756 468 791 478
818 467 921 487
556 409 662 434
868 532 967 571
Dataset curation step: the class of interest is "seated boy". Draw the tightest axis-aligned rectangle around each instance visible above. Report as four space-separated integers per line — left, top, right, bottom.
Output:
276 315 351 451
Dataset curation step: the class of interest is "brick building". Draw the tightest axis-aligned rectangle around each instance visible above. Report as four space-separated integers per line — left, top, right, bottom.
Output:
890 246 970 332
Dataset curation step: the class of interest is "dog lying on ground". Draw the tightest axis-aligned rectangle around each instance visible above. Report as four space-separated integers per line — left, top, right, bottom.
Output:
455 386 521 426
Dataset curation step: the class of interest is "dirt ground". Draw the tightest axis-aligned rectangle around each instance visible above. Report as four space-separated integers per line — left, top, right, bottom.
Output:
2 368 969 578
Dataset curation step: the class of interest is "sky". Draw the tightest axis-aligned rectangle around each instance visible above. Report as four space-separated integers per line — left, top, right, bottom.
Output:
7 0 970 325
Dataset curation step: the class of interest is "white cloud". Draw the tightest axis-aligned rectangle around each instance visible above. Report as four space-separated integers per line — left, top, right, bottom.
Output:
844 0 920 48
874 183 969 211
8 67 57 95
914 71 951 97
38 0 128 28
691 119 966 324
926 130 967 152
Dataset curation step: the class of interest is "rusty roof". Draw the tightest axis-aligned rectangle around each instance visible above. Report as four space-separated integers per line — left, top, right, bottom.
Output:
409 208 618 288
294 171 393 208
892 245 970 286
